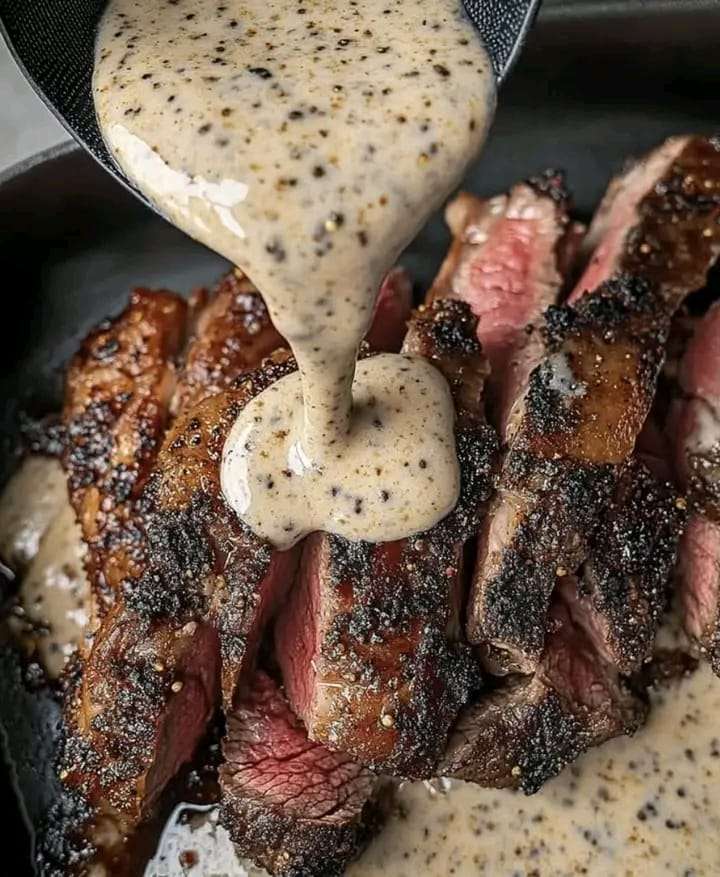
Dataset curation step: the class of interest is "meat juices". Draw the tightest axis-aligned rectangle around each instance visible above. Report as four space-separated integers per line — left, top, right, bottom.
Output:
94 0 496 549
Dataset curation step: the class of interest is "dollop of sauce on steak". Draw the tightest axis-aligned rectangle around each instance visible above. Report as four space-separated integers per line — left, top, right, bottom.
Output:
93 0 496 547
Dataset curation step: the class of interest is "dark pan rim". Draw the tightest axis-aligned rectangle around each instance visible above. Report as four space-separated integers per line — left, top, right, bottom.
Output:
0 140 79 189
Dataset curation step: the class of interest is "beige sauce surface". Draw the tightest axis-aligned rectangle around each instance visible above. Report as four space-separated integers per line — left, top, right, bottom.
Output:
147 663 720 877
93 0 495 547
0 455 69 571
221 353 458 547
0 457 89 678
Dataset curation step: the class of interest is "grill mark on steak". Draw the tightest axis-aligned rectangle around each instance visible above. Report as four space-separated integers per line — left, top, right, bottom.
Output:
469 275 670 673
219 671 381 877
62 289 188 623
275 300 498 778
576 460 685 674
572 136 720 305
428 171 580 437
442 578 647 794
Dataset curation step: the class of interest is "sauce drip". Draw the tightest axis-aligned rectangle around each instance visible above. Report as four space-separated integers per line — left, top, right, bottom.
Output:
93 0 495 546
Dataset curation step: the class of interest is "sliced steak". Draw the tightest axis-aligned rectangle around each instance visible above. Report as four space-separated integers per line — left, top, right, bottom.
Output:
61 279 295 823
61 264 414 821
442 578 647 794
365 266 413 353
672 301 720 674
63 351 300 821
275 300 498 778
173 270 284 412
468 275 670 673
62 288 188 621
572 135 720 305
61 610 220 824
220 671 380 877
429 171 579 435
672 300 720 513
576 459 684 674
147 356 301 708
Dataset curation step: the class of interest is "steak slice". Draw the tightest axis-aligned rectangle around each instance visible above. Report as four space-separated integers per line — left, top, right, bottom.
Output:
672 301 720 674
576 459 684 674
275 299 498 778
61 279 292 823
571 135 720 305
468 275 670 673
62 288 188 622
61 265 412 822
173 270 284 412
677 516 720 675
63 352 300 821
429 171 579 435
62 609 220 824
365 266 413 353
147 356 301 709
219 671 380 877
442 578 647 794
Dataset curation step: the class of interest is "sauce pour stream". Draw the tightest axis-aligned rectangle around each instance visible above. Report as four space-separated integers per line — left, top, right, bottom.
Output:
93 0 496 547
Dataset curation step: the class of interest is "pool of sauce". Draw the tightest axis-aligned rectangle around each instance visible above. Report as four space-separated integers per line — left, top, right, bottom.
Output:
0 457 89 679
93 0 496 547
146 662 720 876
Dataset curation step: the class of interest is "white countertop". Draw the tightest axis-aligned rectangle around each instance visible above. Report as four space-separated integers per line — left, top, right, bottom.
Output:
0 41 66 173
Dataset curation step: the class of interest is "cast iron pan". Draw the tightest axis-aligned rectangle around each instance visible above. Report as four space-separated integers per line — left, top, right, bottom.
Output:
2 3 720 875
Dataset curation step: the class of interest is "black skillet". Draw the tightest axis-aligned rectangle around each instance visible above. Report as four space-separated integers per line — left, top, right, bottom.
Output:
1 1 720 874
0 0 540 210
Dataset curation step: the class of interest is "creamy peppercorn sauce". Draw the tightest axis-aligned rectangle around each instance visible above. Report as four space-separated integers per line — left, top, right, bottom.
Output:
150 664 720 877
93 0 496 548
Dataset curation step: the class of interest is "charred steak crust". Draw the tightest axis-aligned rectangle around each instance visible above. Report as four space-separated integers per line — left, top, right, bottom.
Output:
572 136 720 303
468 275 670 671
444 581 648 794
578 460 685 674
518 275 669 463
62 288 188 620
610 136 720 304
61 613 219 820
473 458 616 671
441 676 588 795
220 672 381 877
61 282 296 822
149 351 300 707
64 352 300 819
276 300 498 778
